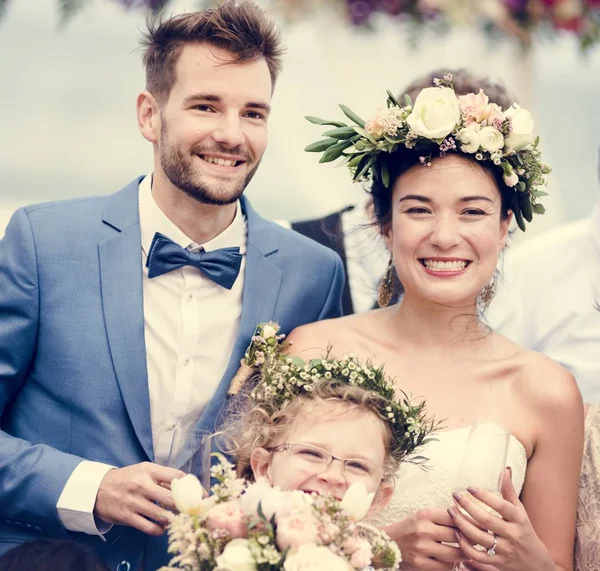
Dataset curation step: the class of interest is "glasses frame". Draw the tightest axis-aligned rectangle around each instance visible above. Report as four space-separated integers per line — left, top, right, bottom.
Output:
267 442 388 482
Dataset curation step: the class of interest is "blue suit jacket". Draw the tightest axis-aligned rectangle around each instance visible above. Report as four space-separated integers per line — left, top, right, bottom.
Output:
0 177 344 569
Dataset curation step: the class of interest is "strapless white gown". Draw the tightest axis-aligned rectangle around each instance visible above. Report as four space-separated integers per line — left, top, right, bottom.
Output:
369 425 528 527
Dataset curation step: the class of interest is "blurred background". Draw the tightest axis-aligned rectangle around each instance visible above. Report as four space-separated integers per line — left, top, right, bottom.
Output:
0 0 599 242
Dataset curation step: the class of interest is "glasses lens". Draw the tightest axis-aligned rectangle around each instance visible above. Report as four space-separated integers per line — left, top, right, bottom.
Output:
290 444 329 465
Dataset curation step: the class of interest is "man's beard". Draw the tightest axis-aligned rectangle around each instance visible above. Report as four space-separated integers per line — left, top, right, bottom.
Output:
159 125 261 206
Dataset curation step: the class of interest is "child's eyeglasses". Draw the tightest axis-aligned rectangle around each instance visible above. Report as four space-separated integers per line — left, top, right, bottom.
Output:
268 442 387 482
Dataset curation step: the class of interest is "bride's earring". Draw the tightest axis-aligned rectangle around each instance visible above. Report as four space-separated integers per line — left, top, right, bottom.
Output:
378 257 395 308
479 273 498 309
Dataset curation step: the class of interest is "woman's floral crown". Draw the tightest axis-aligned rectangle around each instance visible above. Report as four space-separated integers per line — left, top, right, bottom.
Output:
228 322 437 464
305 75 551 231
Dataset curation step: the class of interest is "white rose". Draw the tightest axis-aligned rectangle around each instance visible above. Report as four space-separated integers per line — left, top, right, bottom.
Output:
171 474 210 516
261 324 277 339
504 105 535 150
284 545 352 571
215 538 257 571
478 126 505 152
456 124 481 153
339 482 375 521
406 87 460 140
239 479 275 517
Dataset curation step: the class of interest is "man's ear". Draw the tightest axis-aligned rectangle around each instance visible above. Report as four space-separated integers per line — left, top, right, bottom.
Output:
136 90 161 144
370 478 394 514
250 447 273 483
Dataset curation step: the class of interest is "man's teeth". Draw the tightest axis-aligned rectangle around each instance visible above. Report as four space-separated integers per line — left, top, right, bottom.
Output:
202 156 237 167
423 260 467 272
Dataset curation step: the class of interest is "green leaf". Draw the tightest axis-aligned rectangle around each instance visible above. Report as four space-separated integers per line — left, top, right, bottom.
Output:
380 161 390 187
512 200 526 231
532 203 546 215
353 154 375 181
339 104 366 128
346 153 365 168
319 140 354 163
517 181 526 192
517 192 533 223
386 89 401 107
403 93 413 108
353 127 378 145
304 138 337 152
322 126 358 140
532 190 548 197
305 116 346 128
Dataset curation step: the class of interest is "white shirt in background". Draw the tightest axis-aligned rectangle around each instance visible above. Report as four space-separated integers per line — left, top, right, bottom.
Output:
488 201 600 402
56 174 246 535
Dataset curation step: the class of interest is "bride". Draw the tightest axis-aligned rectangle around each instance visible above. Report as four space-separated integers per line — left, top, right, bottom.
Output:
289 78 583 570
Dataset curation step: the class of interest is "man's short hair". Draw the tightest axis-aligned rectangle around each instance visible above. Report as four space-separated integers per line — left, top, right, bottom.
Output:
141 1 284 102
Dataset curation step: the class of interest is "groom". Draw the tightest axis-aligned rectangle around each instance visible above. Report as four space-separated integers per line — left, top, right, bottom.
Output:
0 3 343 570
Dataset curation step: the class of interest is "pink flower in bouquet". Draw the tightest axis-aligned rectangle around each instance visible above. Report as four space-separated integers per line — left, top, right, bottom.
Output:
206 501 248 539
276 513 320 551
345 536 373 569
458 90 491 123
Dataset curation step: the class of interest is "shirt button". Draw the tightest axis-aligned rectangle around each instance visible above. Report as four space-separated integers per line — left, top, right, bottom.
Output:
183 357 190 366
187 293 194 302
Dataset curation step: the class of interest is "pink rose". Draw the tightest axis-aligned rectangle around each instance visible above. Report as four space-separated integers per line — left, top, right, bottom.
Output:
458 90 489 122
206 501 248 539
365 118 385 139
276 514 320 551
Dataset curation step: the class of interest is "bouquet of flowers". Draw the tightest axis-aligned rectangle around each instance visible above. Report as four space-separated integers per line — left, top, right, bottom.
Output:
159 455 401 571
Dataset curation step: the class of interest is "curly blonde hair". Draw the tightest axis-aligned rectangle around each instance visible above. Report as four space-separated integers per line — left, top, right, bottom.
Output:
221 380 400 481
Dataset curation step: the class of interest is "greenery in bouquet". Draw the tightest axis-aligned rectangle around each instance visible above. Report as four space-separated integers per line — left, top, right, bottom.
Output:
159 455 401 571
305 75 550 231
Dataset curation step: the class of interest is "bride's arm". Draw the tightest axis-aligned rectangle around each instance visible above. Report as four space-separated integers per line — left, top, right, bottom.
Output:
451 358 583 571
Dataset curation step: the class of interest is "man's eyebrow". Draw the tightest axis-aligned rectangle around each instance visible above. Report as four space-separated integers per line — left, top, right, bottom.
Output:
183 93 271 114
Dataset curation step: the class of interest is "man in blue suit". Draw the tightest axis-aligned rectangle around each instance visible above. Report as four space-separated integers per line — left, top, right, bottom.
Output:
0 3 344 569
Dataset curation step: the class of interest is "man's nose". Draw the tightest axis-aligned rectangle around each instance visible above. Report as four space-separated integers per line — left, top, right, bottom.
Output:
212 114 245 148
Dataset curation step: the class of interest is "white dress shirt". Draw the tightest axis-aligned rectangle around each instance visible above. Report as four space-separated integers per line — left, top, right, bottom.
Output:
57 174 246 535
488 201 600 401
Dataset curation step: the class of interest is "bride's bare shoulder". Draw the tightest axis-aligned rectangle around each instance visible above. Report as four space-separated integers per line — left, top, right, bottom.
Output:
285 314 367 360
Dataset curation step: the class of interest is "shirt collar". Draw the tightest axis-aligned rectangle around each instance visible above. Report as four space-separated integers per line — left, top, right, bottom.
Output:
138 172 246 256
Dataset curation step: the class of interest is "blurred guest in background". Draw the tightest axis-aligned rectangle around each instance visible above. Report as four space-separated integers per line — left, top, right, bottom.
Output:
488 156 600 401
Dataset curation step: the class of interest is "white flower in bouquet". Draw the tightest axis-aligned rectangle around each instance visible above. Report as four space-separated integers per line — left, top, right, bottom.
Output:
478 126 505 153
262 323 278 340
283 544 353 571
339 482 375 521
406 87 460 140
171 474 211 516
456 123 481 154
215 538 257 571
504 105 535 150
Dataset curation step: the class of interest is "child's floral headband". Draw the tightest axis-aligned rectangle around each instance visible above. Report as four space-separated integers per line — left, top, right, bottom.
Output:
228 322 437 464
305 75 551 231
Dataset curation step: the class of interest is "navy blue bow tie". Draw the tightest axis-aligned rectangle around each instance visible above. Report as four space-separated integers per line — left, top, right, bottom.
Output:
146 232 242 289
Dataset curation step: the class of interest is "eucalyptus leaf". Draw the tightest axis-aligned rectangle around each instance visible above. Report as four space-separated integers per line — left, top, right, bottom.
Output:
347 153 365 168
353 126 378 145
305 116 346 128
339 104 366 128
386 89 401 107
323 126 359 140
304 138 337 152
319 140 354 163
517 192 533 222
380 162 390 187
403 93 413 108
353 154 375 181
532 203 546 215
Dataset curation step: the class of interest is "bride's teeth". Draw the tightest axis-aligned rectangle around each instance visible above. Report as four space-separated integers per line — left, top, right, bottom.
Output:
424 260 467 272
203 156 237 167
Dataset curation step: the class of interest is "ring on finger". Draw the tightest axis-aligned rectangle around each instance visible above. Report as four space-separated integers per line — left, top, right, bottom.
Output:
487 532 498 556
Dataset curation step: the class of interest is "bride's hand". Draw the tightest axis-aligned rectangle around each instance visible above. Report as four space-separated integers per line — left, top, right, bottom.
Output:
384 508 469 570
448 468 554 571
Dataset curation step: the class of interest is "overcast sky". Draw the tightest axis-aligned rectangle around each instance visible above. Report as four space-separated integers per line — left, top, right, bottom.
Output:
1 0 599 238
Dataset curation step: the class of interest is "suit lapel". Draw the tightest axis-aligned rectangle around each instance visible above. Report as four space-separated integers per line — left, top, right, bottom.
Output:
99 179 154 461
198 197 283 431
